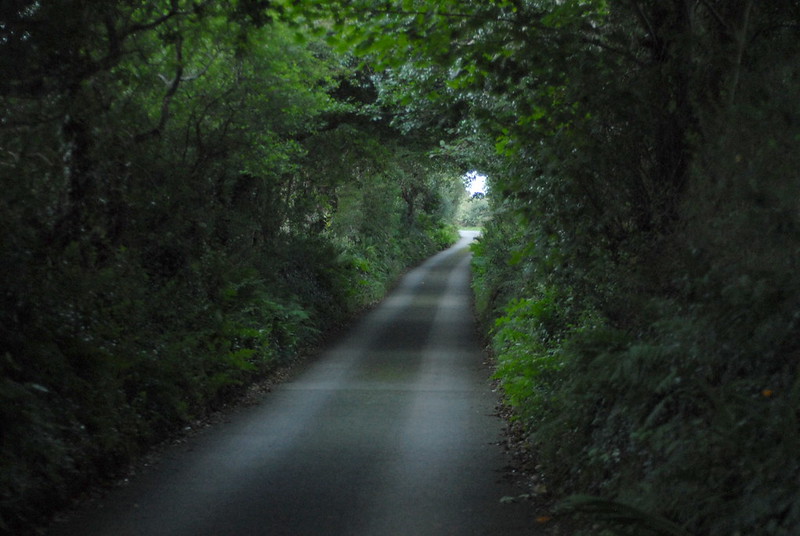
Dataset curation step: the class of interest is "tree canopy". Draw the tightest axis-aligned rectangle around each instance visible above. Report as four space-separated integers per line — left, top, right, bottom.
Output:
3 1 800 535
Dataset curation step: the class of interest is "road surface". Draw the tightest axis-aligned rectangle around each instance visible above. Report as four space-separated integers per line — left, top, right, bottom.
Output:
48 231 538 536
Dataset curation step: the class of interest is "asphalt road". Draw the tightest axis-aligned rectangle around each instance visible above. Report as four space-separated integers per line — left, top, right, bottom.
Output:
47 231 538 536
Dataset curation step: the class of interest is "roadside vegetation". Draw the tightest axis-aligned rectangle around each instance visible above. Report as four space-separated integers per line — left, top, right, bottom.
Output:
450 3 798 535
3 2 799 536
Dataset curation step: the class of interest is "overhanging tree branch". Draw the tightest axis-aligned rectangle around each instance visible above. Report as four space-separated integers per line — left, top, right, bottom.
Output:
135 34 185 142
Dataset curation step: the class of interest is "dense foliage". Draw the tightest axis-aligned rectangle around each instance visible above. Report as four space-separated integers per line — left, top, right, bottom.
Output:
4 1 799 535
454 2 799 535
0 2 461 532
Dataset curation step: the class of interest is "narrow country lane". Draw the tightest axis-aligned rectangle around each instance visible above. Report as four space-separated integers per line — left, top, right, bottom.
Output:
47 231 538 536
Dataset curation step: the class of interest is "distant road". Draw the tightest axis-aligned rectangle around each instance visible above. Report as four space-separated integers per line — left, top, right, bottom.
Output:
48 231 538 536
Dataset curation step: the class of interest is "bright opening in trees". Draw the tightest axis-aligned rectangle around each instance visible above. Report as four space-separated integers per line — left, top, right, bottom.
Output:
464 171 487 196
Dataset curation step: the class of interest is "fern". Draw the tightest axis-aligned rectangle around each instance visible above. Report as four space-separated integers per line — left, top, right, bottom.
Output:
559 495 694 536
